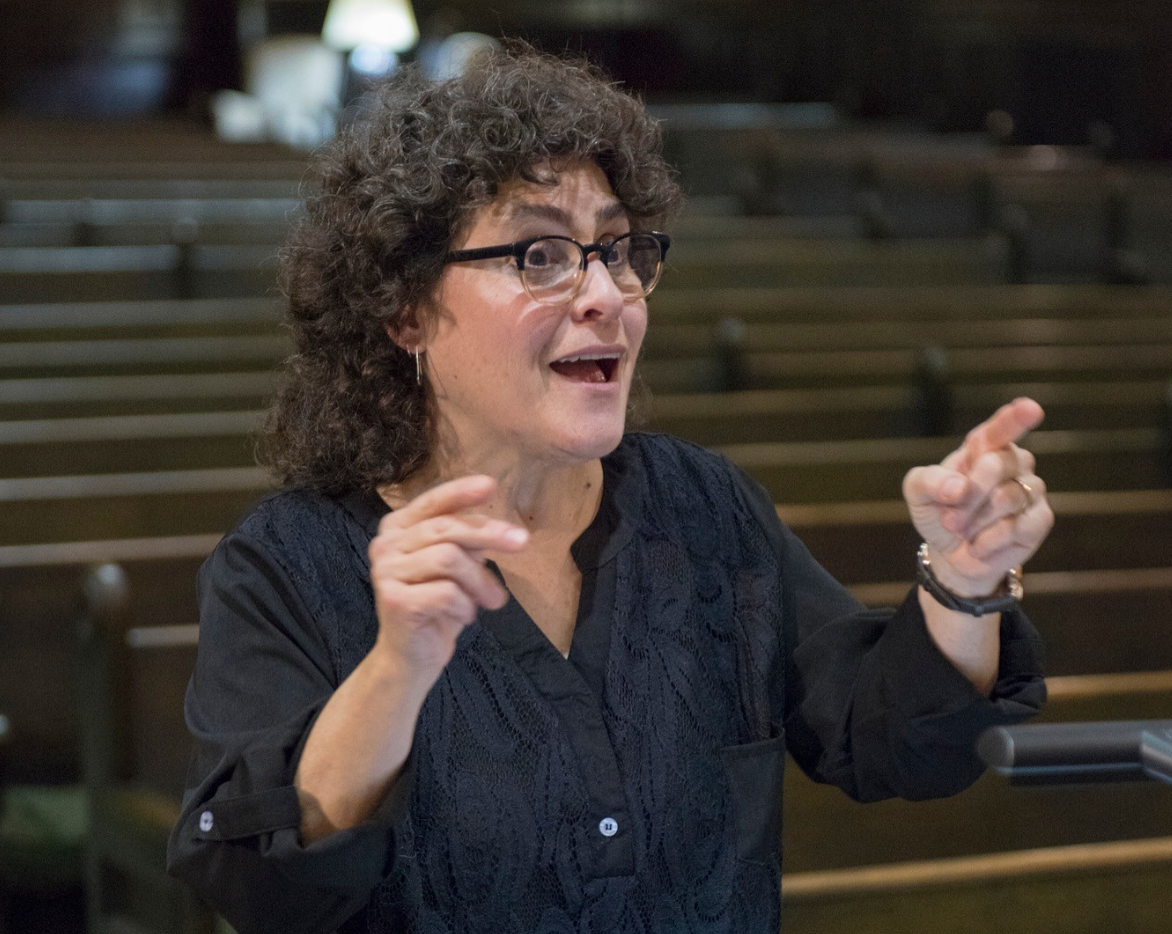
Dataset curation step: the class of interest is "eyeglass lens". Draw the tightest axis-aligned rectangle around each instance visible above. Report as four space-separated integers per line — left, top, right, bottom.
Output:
522 234 662 304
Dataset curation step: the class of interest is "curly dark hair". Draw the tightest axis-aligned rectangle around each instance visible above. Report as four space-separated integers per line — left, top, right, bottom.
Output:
258 44 683 494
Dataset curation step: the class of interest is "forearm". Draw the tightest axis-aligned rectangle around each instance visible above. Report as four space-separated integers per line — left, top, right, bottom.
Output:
917 586 1000 697
294 647 429 844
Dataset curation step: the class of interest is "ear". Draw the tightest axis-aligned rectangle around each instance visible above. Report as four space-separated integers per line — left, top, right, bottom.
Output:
386 307 426 353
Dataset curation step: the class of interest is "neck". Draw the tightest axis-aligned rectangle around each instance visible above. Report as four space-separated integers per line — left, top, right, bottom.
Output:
384 438 605 543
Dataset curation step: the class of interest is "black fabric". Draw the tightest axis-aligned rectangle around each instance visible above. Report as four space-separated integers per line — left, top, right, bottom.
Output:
167 432 1046 934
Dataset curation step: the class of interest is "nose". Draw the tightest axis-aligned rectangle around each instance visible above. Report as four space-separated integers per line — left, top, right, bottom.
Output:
572 254 626 322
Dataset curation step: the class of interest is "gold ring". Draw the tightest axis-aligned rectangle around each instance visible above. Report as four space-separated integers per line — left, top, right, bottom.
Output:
1012 477 1035 514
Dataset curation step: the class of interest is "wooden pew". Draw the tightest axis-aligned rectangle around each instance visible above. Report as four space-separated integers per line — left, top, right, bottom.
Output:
783 670 1172 874
0 219 293 250
782 836 1172 934
2 523 1165 790
782 489 1172 584
0 335 289 379
643 313 1172 358
0 410 1163 500
1 538 215 785
663 236 1008 288
7 374 1158 441
0 116 297 164
989 169 1118 283
640 342 1172 393
644 380 1172 444
0 411 264 477
722 428 1171 503
0 244 280 303
76 563 219 934
851 569 1172 676
0 468 269 546
0 372 275 420
6 327 1169 393
0 177 300 203
648 283 1172 324
0 297 282 341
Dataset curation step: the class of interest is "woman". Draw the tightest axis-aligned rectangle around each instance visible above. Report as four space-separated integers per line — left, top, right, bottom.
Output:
168 47 1051 934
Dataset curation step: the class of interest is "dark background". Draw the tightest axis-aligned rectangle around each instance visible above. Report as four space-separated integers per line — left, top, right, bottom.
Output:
0 0 1170 157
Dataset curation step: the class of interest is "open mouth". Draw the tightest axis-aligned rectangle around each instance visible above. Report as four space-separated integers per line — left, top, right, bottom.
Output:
549 353 621 384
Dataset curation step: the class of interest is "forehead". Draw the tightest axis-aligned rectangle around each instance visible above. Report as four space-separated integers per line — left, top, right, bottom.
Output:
468 161 626 236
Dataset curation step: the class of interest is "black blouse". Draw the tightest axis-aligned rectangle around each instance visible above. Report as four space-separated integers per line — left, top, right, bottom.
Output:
167 432 1046 934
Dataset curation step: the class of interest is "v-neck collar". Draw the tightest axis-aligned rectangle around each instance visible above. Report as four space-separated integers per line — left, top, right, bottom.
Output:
338 436 644 574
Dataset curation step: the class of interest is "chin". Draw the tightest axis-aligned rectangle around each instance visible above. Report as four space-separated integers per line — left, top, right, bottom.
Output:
545 416 627 464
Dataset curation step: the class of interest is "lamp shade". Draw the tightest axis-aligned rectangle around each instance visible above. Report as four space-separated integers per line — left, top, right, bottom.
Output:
322 0 419 52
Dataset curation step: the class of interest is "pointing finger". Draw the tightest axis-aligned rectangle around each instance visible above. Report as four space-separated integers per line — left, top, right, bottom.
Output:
955 397 1044 472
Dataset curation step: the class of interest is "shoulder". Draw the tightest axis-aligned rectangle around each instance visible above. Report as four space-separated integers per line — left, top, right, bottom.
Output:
201 488 383 676
208 486 381 598
617 431 783 552
231 487 368 549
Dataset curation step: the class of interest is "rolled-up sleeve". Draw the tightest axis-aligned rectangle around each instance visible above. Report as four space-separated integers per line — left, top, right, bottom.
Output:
166 531 411 934
728 463 1047 804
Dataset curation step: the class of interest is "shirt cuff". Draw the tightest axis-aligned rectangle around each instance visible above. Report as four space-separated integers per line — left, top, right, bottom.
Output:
879 586 1047 724
184 757 416 891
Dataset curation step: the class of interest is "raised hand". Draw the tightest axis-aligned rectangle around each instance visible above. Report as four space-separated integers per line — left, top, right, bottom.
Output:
369 474 529 686
902 398 1054 598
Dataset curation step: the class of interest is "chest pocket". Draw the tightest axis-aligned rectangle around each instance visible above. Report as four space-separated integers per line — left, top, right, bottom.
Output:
720 733 786 866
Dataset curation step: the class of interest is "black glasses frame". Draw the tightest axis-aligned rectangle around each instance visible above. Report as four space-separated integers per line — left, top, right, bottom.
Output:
444 231 671 303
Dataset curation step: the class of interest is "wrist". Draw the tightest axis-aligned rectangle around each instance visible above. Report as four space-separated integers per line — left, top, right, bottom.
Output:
916 543 1022 616
367 641 435 710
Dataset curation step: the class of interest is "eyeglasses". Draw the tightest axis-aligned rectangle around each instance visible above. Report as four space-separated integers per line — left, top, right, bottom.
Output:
444 231 671 305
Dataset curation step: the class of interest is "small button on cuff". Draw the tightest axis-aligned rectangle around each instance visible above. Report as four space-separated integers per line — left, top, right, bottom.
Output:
598 817 618 837
198 810 214 833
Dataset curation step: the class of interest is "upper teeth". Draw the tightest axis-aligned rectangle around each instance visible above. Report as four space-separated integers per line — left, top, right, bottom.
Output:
557 353 620 363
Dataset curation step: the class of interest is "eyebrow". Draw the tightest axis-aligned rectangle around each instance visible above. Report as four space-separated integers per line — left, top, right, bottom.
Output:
503 200 629 229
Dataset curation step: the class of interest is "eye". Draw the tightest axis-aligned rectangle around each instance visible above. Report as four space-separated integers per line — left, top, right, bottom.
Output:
603 237 630 267
525 240 558 268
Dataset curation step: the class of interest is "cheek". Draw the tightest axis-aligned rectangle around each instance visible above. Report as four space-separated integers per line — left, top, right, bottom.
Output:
626 305 649 353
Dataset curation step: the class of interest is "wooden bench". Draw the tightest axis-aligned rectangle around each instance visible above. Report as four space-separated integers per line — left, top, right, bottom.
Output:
76 563 221 934
643 313 1172 358
782 835 1172 934
781 489 1172 584
641 342 1172 393
784 669 1172 874
851 568 1172 676
0 411 264 478
722 428 1172 503
0 244 280 302
1 538 216 785
644 380 1172 444
0 218 293 250
648 283 1172 324
663 236 1009 288
0 468 269 546
0 373 275 421
0 298 283 341
0 335 289 379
